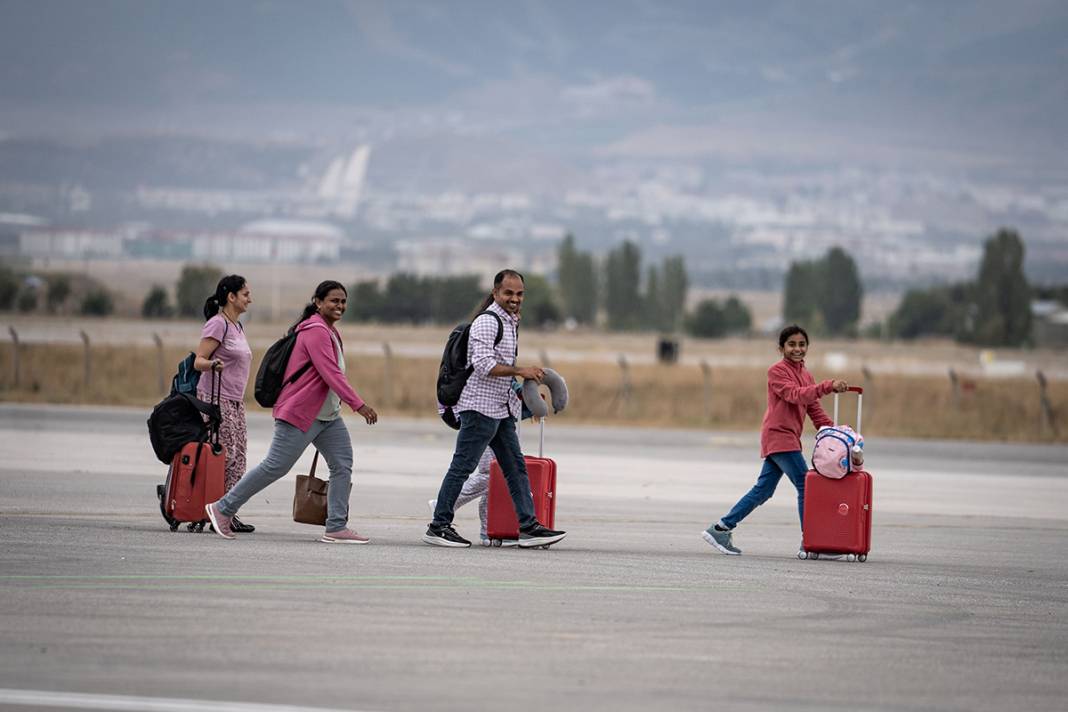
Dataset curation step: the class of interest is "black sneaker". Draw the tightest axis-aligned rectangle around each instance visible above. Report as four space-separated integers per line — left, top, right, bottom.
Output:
230 516 255 534
518 522 566 548
422 523 471 548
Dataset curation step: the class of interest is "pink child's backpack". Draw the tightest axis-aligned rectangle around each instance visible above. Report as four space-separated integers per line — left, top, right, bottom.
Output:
812 425 863 479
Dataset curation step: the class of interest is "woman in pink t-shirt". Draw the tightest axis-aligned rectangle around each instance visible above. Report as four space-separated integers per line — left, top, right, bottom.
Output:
702 324 847 556
193 274 254 532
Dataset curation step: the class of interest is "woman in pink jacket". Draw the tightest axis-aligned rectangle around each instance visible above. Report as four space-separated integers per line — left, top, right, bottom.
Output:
702 324 847 556
206 280 378 543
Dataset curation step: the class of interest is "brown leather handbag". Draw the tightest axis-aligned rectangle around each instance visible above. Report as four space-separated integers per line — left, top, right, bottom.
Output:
293 451 328 525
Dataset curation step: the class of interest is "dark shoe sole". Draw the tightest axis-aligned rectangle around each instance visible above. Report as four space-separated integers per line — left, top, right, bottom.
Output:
422 533 470 548
518 532 566 548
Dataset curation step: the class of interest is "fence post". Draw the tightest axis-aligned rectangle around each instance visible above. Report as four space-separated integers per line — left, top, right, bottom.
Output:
948 368 959 409
80 330 91 392
153 333 165 394
612 354 632 412
1037 370 1059 438
700 359 713 421
382 342 392 406
862 365 874 426
7 326 19 387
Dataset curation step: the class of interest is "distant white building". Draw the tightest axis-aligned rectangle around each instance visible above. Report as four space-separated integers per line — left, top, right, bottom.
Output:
174 220 344 263
19 228 125 259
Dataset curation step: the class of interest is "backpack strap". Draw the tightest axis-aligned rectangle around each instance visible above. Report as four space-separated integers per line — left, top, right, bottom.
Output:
475 310 504 346
209 316 230 360
476 310 515 358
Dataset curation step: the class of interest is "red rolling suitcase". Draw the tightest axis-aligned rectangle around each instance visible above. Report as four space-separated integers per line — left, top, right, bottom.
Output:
486 419 557 547
162 438 226 530
157 372 226 532
801 387 872 561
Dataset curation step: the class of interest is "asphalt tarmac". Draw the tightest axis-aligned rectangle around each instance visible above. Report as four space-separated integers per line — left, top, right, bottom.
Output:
1 403 1066 711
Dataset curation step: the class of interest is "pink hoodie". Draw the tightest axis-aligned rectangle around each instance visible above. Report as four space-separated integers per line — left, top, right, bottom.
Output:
759 357 834 458
273 314 366 432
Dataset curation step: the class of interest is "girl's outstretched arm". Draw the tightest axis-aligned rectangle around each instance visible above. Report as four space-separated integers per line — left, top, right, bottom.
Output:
767 362 835 406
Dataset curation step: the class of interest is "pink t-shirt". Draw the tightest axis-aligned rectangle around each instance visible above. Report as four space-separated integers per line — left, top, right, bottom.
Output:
196 314 252 402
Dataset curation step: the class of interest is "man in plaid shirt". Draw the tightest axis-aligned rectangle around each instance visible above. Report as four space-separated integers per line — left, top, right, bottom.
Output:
423 269 567 548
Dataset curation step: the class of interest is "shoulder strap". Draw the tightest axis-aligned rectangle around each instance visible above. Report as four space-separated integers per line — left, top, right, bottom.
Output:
209 316 230 359
476 310 504 346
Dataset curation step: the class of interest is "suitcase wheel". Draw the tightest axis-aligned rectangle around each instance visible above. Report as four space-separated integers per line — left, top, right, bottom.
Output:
858 554 867 562
797 550 808 560
810 552 820 560
169 522 180 532
491 539 502 547
846 554 857 562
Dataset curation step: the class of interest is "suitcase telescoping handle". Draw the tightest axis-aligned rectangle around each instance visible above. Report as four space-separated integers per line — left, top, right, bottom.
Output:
538 417 544 458
832 385 863 433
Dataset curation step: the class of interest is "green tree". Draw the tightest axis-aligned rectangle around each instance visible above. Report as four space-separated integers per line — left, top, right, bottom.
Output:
643 264 662 329
175 263 223 318
346 280 384 322
659 255 689 331
819 247 862 336
687 299 727 338
80 289 114 316
380 272 426 323
969 228 1032 346
0 264 18 310
520 273 561 327
16 286 38 312
782 260 821 326
722 295 752 334
46 275 71 313
141 284 173 318
687 295 752 339
604 240 643 331
887 284 972 340
430 275 483 324
556 234 597 324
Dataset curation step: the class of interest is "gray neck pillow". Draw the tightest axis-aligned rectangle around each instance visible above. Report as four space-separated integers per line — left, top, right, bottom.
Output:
521 367 569 418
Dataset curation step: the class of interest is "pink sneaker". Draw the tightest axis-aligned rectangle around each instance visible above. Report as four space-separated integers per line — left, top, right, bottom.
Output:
320 528 370 545
205 502 235 540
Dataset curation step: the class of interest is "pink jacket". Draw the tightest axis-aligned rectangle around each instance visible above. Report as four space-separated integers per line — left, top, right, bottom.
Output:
273 314 366 432
759 357 834 458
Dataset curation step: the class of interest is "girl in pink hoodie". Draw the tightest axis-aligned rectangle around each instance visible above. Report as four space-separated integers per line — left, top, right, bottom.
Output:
702 324 847 556
206 280 378 544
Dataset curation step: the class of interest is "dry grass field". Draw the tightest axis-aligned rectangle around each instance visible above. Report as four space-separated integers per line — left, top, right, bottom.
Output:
1 320 1064 442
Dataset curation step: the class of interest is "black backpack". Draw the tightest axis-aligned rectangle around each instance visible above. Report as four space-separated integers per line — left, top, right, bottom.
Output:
254 328 312 407
147 373 222 464
436 311 504 407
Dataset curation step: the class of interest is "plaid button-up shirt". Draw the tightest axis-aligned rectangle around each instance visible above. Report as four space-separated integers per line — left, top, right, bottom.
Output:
457 301 521 420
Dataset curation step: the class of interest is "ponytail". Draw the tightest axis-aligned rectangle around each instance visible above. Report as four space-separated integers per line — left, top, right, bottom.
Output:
470 292 495 319
203 274 246 321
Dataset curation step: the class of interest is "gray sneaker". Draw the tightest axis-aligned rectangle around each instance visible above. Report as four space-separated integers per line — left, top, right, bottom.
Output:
702 527 741 555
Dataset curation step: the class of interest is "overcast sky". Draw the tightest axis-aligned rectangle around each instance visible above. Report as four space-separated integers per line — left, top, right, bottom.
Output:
2 0 1066 172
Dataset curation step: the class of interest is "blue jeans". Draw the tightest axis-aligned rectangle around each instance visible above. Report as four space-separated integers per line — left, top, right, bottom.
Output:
721 450 808 530
218 417 354 532
432 411 535 529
